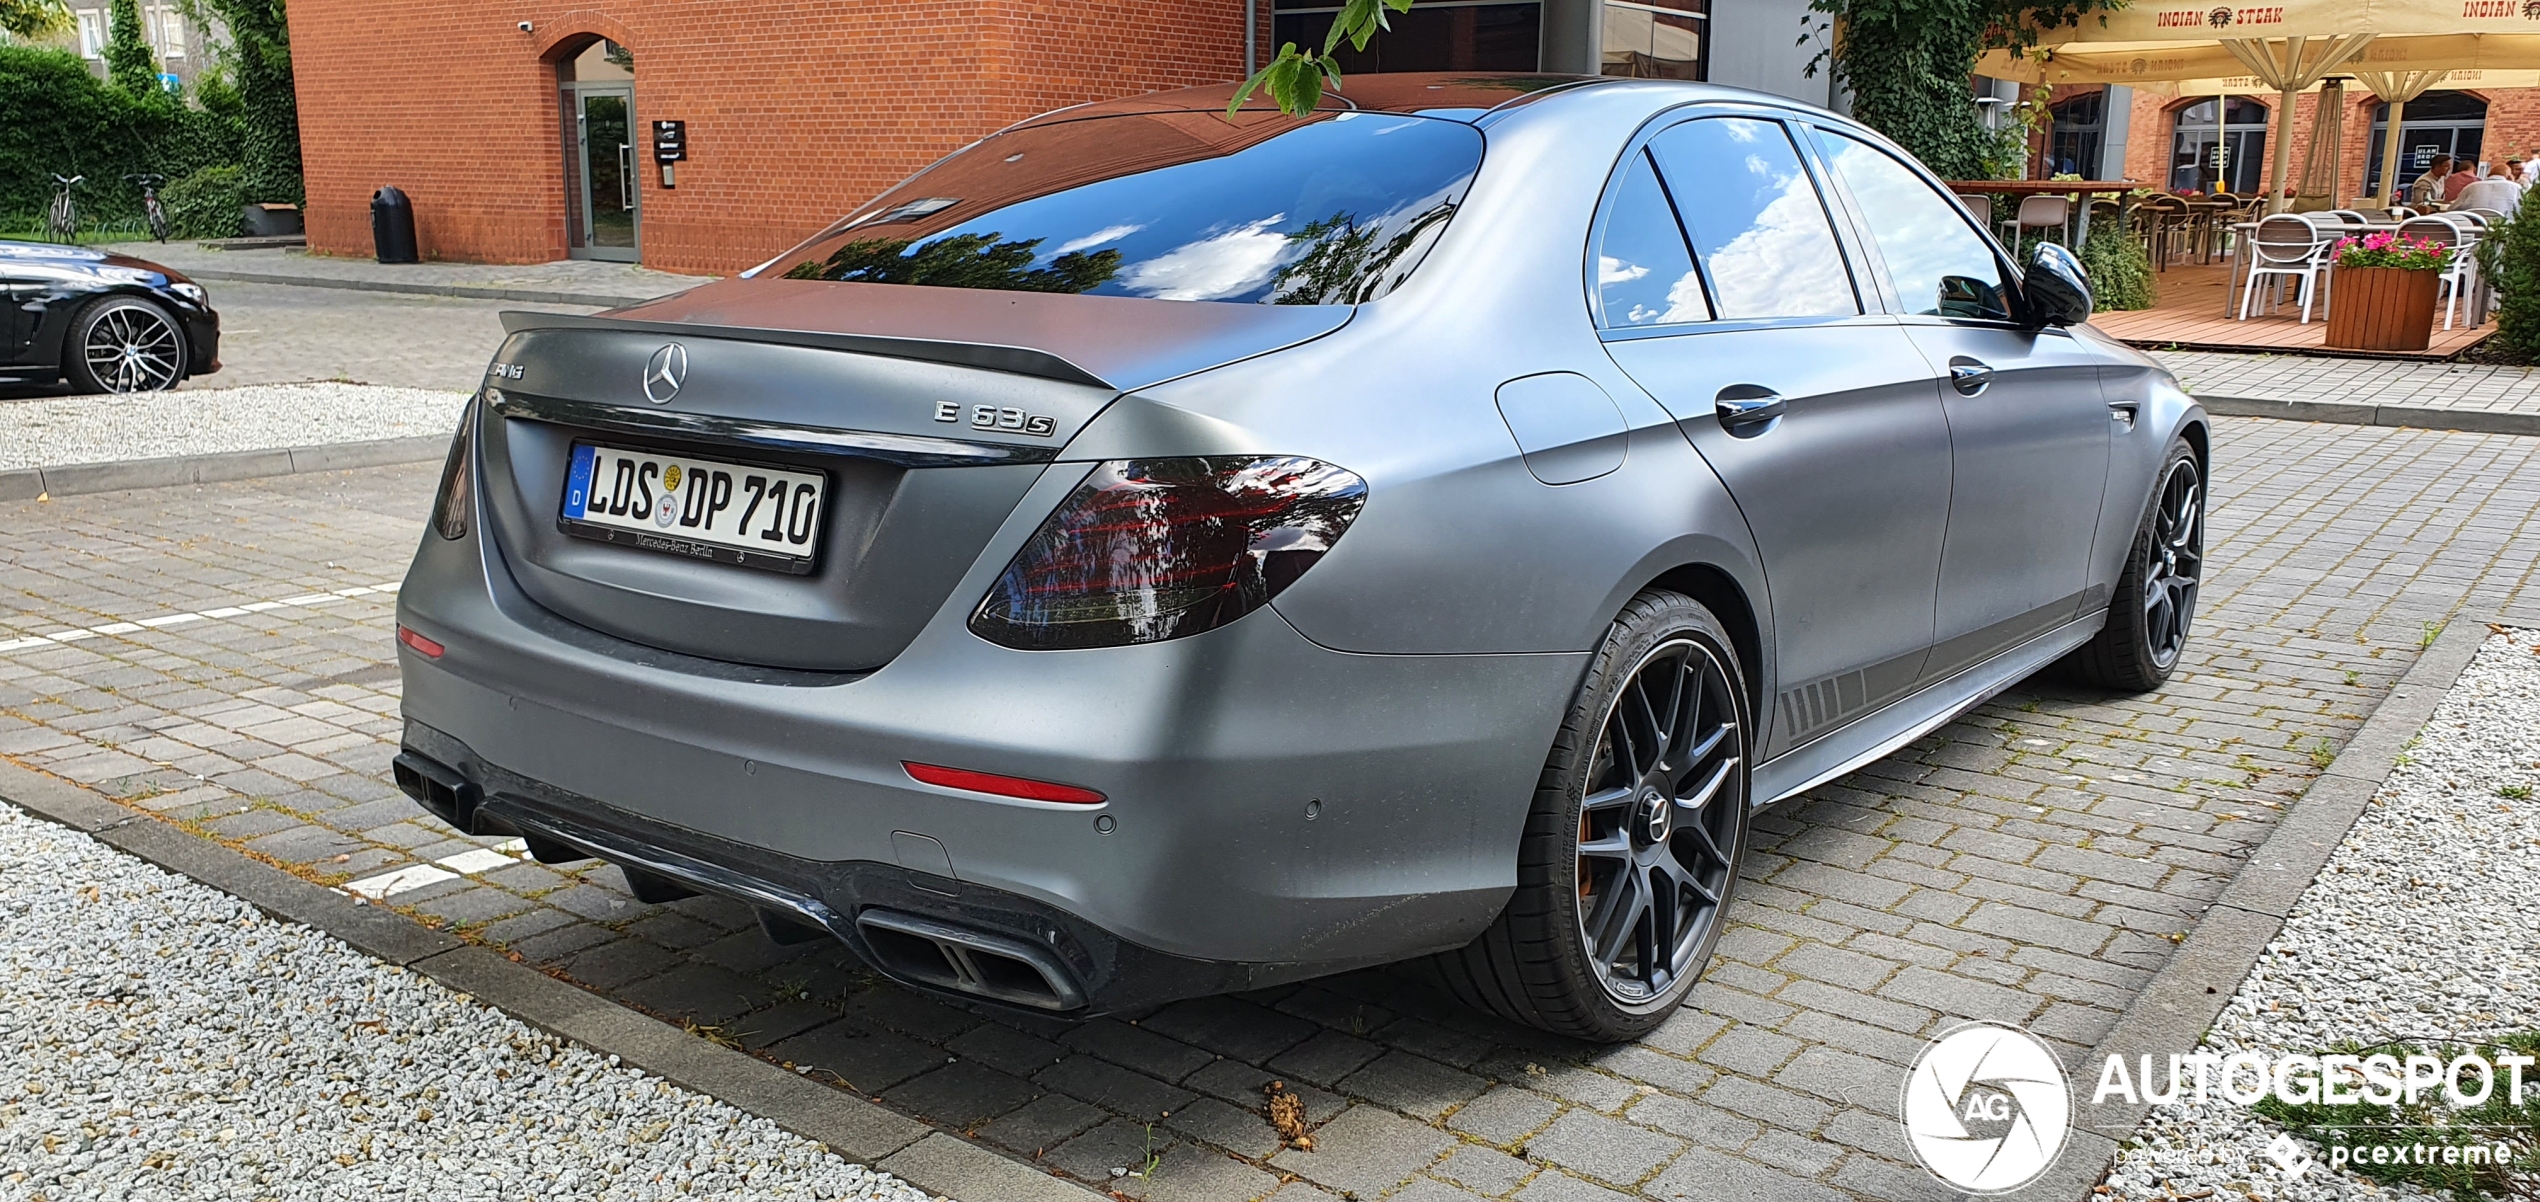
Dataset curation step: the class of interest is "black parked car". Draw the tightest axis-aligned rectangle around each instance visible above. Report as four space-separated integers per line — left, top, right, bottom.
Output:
0 240 220 393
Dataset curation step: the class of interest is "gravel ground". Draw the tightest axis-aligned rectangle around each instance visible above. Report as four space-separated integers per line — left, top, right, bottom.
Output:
0 383 467 471
2104 626 2540 1201
0 803 940 1202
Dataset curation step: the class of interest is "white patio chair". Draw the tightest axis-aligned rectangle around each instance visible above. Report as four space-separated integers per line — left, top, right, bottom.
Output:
1956 193 1993 224
2000 195 2070 255
2239 214 2337 323
2399 216 2481 330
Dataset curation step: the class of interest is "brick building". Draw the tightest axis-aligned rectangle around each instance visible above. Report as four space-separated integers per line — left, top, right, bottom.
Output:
2034 78 2540 203
285 0 1837 275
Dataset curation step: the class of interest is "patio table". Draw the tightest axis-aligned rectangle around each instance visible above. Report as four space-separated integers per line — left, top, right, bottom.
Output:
1946 179 2141 248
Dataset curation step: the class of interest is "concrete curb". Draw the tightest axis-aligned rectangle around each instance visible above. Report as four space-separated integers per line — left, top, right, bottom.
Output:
178 266 677 309
2199 394 2540 436
0 435 448 502
0 759 1104 1202
1996 613 2499 1200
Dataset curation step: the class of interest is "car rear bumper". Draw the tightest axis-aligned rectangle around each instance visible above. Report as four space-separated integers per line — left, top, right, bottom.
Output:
395 506 1584 1011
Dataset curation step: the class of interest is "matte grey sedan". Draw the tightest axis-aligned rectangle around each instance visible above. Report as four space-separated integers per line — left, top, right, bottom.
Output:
393 74 2205 1040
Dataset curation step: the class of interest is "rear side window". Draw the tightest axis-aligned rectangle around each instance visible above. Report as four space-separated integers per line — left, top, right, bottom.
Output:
1594 149 1710 327
777 111 1483 305
1647 117 1858 320
1816 130 2015 321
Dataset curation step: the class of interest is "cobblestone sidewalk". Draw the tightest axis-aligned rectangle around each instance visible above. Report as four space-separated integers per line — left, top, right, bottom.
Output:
2154 349 2540 419
3 418 2538 1202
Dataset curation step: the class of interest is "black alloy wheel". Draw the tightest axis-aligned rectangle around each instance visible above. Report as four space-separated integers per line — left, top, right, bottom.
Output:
1430 590 1750 1041
2070 440 2204 691
1574 636 1743 1004
68 297 185 394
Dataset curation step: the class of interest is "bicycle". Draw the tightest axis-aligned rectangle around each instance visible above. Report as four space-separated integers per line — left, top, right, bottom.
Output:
47 174 84 244
126 173 169 242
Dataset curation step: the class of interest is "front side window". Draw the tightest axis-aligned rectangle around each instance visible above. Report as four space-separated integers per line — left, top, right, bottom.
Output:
778 110 1483 305
1817 131 2012 322
1647 117 1856 320
1593 149 1708 327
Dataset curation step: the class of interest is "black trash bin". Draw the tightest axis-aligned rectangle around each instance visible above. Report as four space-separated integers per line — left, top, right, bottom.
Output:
371 186 418 264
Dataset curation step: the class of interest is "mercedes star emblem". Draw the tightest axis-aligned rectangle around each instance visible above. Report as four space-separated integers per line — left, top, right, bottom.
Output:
642 343 689 404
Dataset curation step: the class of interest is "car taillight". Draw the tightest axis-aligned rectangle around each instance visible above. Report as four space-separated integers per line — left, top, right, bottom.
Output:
970 456 1367 651
433 399 475 540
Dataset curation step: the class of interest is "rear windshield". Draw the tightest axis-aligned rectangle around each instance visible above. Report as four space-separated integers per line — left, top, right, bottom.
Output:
775 110 1484 305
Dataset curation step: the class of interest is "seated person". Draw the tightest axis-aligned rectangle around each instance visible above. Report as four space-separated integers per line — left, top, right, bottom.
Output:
2409 157 2453 207
2443 160 2482 201
2451 166 2525 215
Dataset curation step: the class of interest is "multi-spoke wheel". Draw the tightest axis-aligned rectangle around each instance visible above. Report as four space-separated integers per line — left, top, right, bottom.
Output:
2070 440 2204 691
66 297 185 394
1429 589 1750 1041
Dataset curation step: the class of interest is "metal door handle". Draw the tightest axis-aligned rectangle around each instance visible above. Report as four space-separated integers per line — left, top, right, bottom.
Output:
1948 356 1994 396
1714 385 1785 432
620 144 636 209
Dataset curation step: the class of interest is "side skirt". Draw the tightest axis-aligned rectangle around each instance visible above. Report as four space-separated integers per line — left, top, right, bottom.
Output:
1750 610 2104 808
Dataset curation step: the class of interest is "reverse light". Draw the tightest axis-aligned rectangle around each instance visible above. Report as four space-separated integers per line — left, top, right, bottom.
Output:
902 761 1106 804
396 625 445 658
433 399 476 540
970 456 1367 651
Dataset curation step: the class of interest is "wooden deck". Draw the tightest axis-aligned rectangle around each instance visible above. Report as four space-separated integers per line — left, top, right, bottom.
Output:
2090 262 2491 359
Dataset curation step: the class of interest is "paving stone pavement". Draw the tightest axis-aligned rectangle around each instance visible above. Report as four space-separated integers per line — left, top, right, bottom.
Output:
106 241 708 305
3 417 2538 1202
2154 348 2540 416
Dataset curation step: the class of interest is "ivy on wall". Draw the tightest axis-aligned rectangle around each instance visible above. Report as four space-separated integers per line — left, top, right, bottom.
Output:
175 0 299 204
1804 0 2120 180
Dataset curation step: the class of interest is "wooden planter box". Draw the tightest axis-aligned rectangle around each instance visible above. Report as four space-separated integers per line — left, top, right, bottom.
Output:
2325 264 2441 352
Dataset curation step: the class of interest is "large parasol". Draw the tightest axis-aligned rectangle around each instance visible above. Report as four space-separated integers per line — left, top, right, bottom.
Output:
1978 2 2540 209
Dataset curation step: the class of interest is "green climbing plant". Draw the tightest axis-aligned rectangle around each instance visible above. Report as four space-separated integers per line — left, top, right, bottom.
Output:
103 0 159 97
0 0 69 38
1803 0 2122 180
173 0 299 203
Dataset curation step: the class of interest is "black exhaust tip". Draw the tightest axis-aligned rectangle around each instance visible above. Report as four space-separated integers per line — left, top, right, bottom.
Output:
392 751 479 831
855 909 1086 1011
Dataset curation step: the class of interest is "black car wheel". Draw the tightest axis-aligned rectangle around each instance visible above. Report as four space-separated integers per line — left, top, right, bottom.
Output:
2070 439 2203 691
1431 589 1749 1041
66 296 186 394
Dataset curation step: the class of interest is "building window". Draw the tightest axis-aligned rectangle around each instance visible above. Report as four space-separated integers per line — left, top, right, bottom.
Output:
153 6 185 57
1602 0 1706 80
1273 0 1542 72
2168 97 2269 194
2046 90 2104 178
2365 90 2488 197
75 9 105 58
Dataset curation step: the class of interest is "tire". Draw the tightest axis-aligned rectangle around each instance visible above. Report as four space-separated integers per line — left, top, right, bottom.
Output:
64 296 187 394
1428 589 1751 1042
2067 439 2204 692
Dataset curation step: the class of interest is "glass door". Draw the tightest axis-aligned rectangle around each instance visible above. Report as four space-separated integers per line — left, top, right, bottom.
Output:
567 84 639 260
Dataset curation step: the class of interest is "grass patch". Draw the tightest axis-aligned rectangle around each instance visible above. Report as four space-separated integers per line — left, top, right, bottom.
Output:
2253 1033 2540 1201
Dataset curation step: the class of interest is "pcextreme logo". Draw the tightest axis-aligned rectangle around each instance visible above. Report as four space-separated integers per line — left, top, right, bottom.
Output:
1900 1023 2074 1194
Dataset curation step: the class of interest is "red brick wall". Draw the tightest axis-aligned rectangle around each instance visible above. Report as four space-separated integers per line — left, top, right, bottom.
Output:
2119 83 2540 201
287 1 1250 274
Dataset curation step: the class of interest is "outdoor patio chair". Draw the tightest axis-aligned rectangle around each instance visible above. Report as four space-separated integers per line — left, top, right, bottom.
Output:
2399 215 2482 330
2239 213 2336 323
2000 195 2070 255
2135 196 2192 270
2327 210 2372 225
2462 207 2508 226
1956 193 1994 223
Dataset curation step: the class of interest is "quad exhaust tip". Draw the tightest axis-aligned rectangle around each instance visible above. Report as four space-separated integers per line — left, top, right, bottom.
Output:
856 909 1087 1011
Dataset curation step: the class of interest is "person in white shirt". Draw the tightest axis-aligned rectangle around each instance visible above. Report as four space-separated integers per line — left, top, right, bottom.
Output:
2449 166 2525 215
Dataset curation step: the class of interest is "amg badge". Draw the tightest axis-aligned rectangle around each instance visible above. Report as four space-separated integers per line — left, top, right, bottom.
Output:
935 401 1057 437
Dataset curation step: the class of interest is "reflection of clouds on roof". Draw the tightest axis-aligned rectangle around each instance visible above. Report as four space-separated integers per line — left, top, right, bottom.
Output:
1119 215 1293 301
1599 255 1651 285
1723 120 1760 143
1052 224 1146 256
1706 169 1853 318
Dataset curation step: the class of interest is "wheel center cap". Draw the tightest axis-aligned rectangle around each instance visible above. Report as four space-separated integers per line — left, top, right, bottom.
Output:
1638 787 1672 844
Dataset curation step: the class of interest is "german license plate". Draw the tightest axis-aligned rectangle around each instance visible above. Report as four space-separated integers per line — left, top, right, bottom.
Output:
560 443 825 574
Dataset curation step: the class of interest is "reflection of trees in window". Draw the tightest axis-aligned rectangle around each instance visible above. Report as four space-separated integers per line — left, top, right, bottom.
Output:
1270 205 1457 305
784 233 1122 293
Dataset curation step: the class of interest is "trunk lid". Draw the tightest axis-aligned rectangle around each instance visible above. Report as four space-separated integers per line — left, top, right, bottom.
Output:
477 286 1347 671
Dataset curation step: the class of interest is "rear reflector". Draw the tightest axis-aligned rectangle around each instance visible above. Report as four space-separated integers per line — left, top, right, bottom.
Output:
902 761 1105 804
396 624 445 658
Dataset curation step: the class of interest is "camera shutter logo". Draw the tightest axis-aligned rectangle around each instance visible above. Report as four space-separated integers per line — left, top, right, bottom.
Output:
643 343 689 404
1900 1023 2072 1193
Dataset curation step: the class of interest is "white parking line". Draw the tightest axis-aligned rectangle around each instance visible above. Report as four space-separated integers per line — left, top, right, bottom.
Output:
0 582 402 653
342 839 531 900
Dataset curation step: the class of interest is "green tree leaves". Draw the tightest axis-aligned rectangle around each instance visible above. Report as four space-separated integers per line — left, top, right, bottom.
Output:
0 0 71 39
105 0 159 97
1805 0 2120 180
1227 0 1412 117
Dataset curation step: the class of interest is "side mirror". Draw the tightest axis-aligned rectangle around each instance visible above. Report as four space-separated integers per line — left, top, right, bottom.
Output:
2022 242 2093 327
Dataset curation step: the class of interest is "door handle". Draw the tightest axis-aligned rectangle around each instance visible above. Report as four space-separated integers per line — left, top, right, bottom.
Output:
1948 356 1994 396
1714 385 1786 433
619 144 636 209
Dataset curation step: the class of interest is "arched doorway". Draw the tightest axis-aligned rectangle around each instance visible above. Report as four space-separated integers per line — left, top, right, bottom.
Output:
558 38 640 261
2365 90 2488 198
2168 97 2269 193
